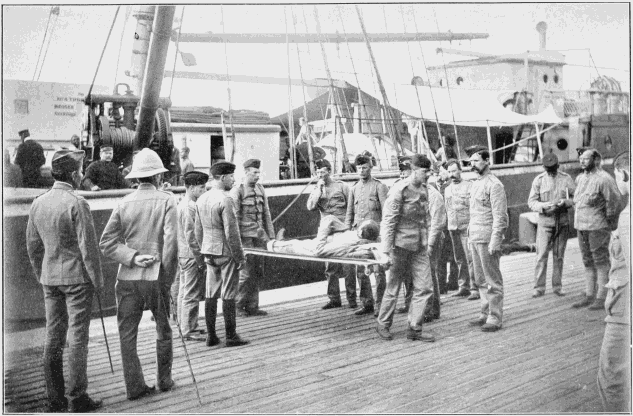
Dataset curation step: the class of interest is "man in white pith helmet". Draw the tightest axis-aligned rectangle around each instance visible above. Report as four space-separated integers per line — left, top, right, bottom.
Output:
100 148 178 400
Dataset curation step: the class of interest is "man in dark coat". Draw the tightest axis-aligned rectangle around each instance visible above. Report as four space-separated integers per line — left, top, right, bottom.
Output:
83 146 128 190
14 129 46 188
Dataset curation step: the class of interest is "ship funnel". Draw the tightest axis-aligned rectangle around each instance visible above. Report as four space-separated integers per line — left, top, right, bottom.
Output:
536 21 547 51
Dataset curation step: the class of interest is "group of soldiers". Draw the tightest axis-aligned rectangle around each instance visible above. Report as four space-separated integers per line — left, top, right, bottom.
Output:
25 140 630 412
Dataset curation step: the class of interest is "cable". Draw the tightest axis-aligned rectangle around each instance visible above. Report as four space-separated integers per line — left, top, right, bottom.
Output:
36 6 60 81
432 8 462 162
87 6 121 99
168 5 186 99
33 6 55 81
113 5 133 89
220 5 237 163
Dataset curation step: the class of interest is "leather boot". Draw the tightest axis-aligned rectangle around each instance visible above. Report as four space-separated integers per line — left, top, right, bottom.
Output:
572 295 595 308
588 298 606 311
205 298 220 347
223 300 249 347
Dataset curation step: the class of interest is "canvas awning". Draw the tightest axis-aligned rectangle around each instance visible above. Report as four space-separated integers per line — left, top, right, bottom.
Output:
390 85 563 127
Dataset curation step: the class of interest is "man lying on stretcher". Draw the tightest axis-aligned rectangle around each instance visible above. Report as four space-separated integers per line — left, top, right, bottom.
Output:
266 215 387 263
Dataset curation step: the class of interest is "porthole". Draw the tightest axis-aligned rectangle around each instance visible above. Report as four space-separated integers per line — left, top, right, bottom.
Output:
456 76 464 85
439 79 443 86
543 74 549 83
554 74 560 84
556 138 568 150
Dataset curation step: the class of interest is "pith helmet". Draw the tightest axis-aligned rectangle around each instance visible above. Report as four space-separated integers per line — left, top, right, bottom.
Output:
125 148 167 179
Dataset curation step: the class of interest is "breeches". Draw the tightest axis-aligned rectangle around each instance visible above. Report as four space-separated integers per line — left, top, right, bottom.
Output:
205 255 239 300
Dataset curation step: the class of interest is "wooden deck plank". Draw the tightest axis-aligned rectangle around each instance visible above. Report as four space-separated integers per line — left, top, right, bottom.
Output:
4 240 619 413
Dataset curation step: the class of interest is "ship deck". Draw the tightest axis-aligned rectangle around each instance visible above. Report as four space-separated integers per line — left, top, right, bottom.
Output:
4 238 609 413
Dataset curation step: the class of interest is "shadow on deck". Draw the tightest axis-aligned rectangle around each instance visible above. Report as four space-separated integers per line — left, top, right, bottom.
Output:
4 239 611 413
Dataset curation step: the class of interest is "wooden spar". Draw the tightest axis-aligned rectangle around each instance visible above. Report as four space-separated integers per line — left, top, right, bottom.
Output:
485 120 494 166
162 72 353 88
356 5 402 155
172 32 489 44
135 6 175 149
534 122 544 160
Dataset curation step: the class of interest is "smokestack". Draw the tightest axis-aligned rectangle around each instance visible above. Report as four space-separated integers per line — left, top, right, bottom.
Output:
536 21 547 51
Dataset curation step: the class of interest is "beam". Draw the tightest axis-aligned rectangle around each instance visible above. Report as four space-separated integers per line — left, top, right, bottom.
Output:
163 70 351 88
172 32 489 44
435 47 494 58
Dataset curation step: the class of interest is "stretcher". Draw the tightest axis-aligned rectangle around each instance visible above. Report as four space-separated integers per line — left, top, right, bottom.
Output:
243 248 385 268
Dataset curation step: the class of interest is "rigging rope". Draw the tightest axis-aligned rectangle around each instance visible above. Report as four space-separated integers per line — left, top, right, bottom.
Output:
410 7 444 154
291 6 316 176
33 6 56 81
35 7 61 81
113 5 133 90
336 5 383 170
432 8 463 163
220 5 237 163
283 6 298 179
300 6 329 142
168 5 186 99
313 5 351 173
88 6 121 99
398 5 432 155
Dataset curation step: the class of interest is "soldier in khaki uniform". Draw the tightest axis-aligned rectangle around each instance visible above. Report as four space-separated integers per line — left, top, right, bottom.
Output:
177 171 209 341
444 159 478 299
195 162 249 347
230 159 274 317
27 149 104 412
571 149 621 310
467 148 508 332
527 153 575 298
100 148 177 400
375 154 435 342
345 154 388 316
307 159 357 309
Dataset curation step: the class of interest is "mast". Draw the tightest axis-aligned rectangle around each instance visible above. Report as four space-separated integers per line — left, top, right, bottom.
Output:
355 5 403 155
135 6 175 149
127 6 156 96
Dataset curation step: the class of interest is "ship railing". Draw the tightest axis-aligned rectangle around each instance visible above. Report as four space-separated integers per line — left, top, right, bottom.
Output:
544 89 630 118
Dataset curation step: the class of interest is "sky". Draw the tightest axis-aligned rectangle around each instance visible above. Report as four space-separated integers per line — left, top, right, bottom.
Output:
3 4 630 117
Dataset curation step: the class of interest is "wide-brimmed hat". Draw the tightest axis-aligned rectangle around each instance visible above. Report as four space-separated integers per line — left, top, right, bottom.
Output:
124 148 167 179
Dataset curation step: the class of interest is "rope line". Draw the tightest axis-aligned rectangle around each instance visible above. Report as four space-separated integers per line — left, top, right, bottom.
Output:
220 5 237 162
36 7 61 81
88 6 121 99
33 6 55 81
113 5 132 89
168 5 186 99
409 6 444 148
432 8 462 163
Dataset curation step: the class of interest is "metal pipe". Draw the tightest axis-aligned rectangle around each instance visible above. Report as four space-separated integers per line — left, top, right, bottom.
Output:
135 6 176 150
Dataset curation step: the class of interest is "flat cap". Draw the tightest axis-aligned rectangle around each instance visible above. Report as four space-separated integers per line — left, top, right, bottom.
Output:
542 153 558 167
100 145 113 152
18 129 30 139
209 161 236 176
315 159 331 170
410 154 431 169
243 158 261 169
52 149 85 173
183 171 209 186
465 145 488 157
354 154 372 166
